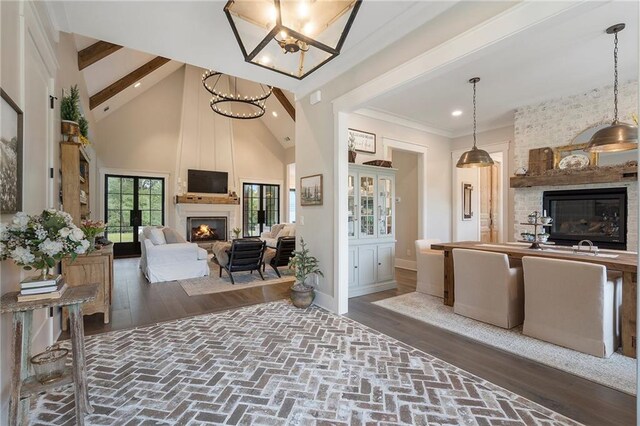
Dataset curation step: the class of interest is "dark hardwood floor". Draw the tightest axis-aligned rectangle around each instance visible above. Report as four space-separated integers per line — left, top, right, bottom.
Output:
65 260 635 425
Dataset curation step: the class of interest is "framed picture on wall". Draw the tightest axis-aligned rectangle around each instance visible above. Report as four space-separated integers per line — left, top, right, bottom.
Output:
348 128 376 154
1 88 23 214
462 182 473 220
300 174 323 206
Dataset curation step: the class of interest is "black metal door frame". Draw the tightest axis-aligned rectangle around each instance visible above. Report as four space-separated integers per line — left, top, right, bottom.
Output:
242 183 280 237
105 174 165 258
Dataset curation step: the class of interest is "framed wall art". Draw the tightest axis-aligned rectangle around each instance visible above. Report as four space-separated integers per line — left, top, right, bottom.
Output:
300 174 323 206
348 128 376 154
1 88 23 214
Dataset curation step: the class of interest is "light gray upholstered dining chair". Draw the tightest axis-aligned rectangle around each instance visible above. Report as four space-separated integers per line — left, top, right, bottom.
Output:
453 248 524 329
522 256 622 358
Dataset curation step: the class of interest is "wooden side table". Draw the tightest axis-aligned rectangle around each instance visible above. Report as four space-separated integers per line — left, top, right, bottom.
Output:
0 283 99 426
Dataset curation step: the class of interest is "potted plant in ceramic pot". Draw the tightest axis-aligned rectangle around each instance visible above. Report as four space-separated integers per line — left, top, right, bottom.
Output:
61 85 80 141
288 238 323 308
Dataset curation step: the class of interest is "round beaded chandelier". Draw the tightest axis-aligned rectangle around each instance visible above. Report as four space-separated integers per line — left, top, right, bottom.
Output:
202 70 273 119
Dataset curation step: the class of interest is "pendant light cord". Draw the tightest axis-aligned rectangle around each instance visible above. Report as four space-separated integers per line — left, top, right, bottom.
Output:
613 31 619 122
472 80 477 148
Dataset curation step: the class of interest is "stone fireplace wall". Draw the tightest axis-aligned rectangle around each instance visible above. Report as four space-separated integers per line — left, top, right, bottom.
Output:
513 80 638 250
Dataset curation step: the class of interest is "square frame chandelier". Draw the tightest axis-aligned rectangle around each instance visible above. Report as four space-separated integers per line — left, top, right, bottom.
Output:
224 0 362 79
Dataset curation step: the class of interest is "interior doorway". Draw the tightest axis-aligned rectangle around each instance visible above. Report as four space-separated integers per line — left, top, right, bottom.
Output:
479 162 500 243
391 149 420 270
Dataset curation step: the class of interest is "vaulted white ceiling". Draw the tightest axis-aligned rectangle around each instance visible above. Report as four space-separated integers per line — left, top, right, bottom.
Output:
363 1 639 137
47 1 457 96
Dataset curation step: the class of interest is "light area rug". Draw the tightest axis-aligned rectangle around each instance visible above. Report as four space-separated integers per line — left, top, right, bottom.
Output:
30 300 582 425
373 292 636 395
178 267 294 296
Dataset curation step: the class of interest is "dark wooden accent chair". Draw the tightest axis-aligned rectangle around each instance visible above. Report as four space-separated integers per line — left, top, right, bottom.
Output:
219 239 266 284
264 236 296 277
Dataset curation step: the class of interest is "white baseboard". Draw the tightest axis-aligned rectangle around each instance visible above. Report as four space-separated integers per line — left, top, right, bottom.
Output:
395 258 417 271
313 291 336 313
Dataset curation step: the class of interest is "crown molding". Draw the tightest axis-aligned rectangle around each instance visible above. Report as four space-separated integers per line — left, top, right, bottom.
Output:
355 108 453 138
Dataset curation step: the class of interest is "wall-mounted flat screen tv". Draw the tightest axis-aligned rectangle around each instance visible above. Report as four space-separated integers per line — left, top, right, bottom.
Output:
187 169 228 194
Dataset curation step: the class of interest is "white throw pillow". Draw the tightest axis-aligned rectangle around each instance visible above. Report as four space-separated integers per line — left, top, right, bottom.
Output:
277 225 293 238
148 227 167 245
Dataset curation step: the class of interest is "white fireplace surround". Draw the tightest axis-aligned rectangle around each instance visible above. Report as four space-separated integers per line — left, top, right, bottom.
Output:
175 203 240 241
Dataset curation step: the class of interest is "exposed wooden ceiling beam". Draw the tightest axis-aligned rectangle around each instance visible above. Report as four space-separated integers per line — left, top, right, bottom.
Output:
272 88 295 121
90 57 171 110
78 41 123 70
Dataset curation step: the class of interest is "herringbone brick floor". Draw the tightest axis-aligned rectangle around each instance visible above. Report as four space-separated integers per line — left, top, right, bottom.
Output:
30 301 582 425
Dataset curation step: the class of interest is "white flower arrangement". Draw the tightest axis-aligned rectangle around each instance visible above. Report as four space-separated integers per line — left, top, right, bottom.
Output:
0 209 90 275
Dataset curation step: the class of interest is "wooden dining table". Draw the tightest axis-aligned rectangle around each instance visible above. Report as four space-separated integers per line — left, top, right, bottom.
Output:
430 241 638 358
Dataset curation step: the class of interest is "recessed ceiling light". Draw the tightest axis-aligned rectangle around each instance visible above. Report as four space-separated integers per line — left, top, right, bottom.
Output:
272 111 278 117
451 110 463 117
134 82 142 88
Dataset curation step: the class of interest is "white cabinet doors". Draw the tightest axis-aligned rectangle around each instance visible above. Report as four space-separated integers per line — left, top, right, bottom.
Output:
376 243 395 282
357 245 378 286
348 246 358 288
348 173 357 239
358 174 377 239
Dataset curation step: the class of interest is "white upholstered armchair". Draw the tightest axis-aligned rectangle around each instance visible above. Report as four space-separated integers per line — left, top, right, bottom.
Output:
139 226 209 283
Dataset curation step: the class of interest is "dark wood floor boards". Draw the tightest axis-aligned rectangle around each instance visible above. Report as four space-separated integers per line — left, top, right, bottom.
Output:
62 258 635 426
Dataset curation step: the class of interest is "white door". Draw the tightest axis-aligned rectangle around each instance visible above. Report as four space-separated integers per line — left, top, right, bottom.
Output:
357 245 377 286
348 246 358 288
24 28 56 347
377 243 395 282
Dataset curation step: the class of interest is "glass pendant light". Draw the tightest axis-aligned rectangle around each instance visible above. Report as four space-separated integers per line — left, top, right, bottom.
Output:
585 23 638 153
457 77 494 168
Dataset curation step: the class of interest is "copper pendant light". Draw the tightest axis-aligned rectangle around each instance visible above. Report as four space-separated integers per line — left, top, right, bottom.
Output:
457 77 494 168
585 23 638 153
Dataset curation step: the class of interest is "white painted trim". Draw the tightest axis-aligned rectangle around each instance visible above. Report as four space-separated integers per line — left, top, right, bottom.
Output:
24 1 59 76
382 137 428 240
334 111 350 314
450 122 515 139
395 259 417 271
99 167 172 226
285 163 295 224
356 108 453 138
313 290 335 312
332 1 594 113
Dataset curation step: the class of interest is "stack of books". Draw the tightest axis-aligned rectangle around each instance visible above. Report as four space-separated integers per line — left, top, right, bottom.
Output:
17 275 68 302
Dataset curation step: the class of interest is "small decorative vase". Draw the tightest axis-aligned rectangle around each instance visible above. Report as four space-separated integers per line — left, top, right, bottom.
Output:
88 236 96 251
348 151 357 163
290 284 315 308
21 265 60 286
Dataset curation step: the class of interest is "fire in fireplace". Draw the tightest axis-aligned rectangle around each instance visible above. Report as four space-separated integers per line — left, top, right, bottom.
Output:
542 188 627 250
187 217 227 242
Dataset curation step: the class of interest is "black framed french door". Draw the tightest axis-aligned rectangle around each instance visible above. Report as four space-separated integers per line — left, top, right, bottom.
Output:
105 175 165 257
243 183 280 237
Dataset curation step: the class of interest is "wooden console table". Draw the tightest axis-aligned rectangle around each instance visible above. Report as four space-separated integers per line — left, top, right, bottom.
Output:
431 242 638 358
1 283 98 426
61 245 113 330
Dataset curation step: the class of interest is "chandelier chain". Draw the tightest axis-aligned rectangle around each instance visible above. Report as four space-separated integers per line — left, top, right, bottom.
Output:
613 31 619 122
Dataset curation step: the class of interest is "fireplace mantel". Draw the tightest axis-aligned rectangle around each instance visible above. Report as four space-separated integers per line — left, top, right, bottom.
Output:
175 203 240 240
510 164 638 188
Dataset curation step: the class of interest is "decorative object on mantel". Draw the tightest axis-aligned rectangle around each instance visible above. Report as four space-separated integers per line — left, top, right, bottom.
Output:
60 85 80 142
514 167 527 176
554 142 598 169
223 0 362 79
510 161 637 188
202 70 272 119
363 160 392 168
0 210 90 288
527 147 554 175
175 194 240 205
0 88 23 214
585 23 638 153
348 128 376 154
456 77 494 168
288 238 323 308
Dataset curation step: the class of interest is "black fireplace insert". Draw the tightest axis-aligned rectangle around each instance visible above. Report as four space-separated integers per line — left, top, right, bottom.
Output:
542 188 627 250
